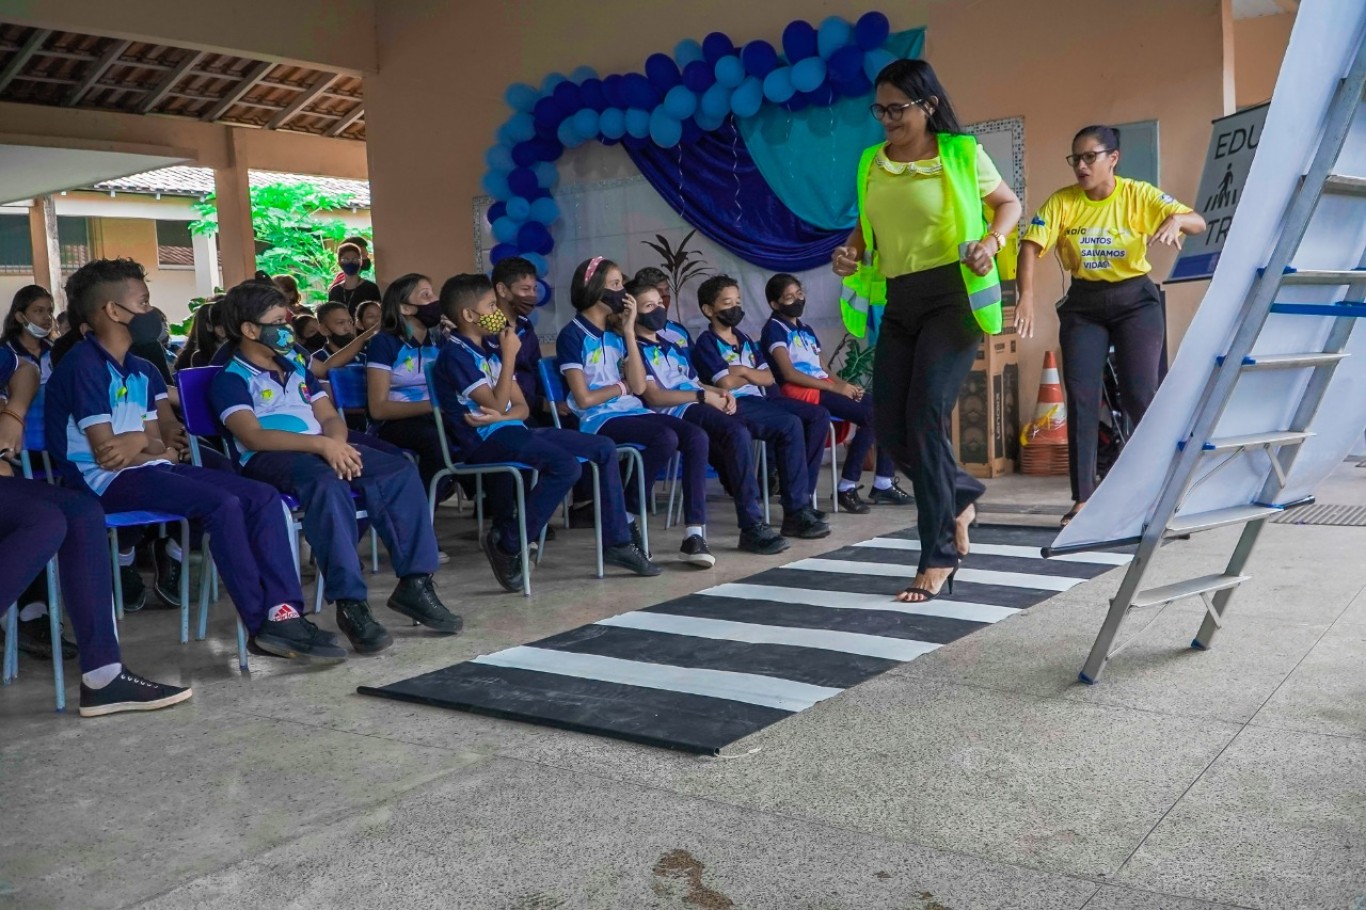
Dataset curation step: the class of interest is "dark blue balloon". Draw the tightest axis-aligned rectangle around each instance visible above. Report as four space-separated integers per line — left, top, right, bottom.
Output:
518 222 554 255
511 141 537 168
680 119 703 144
828 44 864 83
623 73 658 109
489 243 518 264
784 91 813 113
702 31 735 64
741 40 779 78
508 167 538 198
645 53 682 91
623 134 648 150
603 74 626 108
842 71 873 98
580 78 607 111
810 84 837 106
854 11 891 50
782 20 818 62
682 59 714 93
529 137 563 162
552 80 582 112
487 201 507 223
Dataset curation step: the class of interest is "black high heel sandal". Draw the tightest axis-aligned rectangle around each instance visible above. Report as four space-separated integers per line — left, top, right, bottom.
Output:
897 567 958 604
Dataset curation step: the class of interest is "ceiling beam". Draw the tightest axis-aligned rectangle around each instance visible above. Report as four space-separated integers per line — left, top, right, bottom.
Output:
1273 0 1299 12
0 28 51 95
201 59 273 123
138 49 203 113
325 103 364 137
265 70 338 129
65 39 131 106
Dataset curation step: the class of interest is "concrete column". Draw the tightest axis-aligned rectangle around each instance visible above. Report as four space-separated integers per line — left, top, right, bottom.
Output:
213 129 255 289
192 229 221 298
28 195 64 310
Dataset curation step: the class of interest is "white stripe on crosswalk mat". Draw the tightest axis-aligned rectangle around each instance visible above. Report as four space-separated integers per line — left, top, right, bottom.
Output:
472 646 841 713
782 558 1082 592
598 611 941 662
698 583 1019 624
853 537 1133 567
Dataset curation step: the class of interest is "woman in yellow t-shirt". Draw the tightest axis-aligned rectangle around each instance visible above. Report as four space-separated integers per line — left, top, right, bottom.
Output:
1016 125 1205 526
831 59 1021 603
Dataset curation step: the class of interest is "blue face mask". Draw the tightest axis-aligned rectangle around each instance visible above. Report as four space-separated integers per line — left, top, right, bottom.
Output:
255 323 295 354
599 288 628 314
340 261 361 276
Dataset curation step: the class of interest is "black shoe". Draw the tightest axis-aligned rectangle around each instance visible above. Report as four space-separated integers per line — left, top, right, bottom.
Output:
153 540 183 609
79 668 192 717
679 534 716 568
739 523 791 556
388 575 464 633
567 501 596 529
780 508 831 540
12 616 78 661
811 507 827 521
837 486 872 514
481 528 524 593
336 600 394 654
118 565 148 613
868 479 914 506
629 520 651 559
252 614 348 664
603 542 662 576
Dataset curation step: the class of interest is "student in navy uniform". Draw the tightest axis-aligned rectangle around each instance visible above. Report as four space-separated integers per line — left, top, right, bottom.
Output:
433 274 659 588
487 257 546 421
761 273 911 513
557 256 715 568
693 275 833 536
45 259 345 664
4 284 56 384
307 302 376 380
633 266 692 354
210 278 462 655
365 273 456 503
356 299 382 335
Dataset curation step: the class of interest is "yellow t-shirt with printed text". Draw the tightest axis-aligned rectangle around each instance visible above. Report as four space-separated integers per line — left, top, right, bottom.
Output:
1021 177 1191 281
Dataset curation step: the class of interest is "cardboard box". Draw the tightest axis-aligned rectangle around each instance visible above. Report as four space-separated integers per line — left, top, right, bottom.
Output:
952 282 1021 478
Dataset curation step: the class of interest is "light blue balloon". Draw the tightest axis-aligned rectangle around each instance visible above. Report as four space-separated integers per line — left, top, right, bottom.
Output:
573 108 600 139
791 56 827 93
530 197 559 224
701 82 732 119
730 76 763 118
557 119 583 148
506 196 532 222
863 48 896 83
504 83 539 112
674 38 705 66
507 112 536 143
817 16 852 59
492 216 520 244
481 170 510 199
525 252 549 277
570 65 598 84
625 108 651 139
714 55 746 89
663 85 698 120
762 67 795 104
533 161 559 190
649 108 683 147
541 72 568 94
695 108 726 132
485 144 515 171
599 107 626 139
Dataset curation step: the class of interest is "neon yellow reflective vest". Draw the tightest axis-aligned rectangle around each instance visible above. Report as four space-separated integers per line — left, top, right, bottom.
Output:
840 132 1003 337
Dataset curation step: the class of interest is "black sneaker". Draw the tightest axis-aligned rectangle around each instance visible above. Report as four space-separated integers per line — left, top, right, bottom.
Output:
480 527 524 593
252 614 348 664
12 616 78 661
629 520 651 559
837 486 872 514
868 479 914 505
739 523 791 556
811 507 827 521
79 668 192 717
118 565 148 613
603 542 663 576
679 534 717 568
153 539 182 609
780 508 831 540
568 501 596 529
388 575 464 633
336 600 394 654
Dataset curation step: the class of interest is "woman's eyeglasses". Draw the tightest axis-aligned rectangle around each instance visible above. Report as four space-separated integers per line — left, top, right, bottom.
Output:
1066 149 1114 168
869 101 921 122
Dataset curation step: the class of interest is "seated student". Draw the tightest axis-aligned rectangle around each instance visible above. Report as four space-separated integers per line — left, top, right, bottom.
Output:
632 279 817 553
433 274 659 588
0 349 190 716
307 302 376 380
45 259 345 664
355 299 382 335
365 273 456 503
173 299 226 371
487 257 546 421
210 278 462 654
692 275 833 538
328 242 382 315
633 267 692 353
4 284 56 384
293 313 325 353
557 257 715 568
761 273 912 513
272 274 307 316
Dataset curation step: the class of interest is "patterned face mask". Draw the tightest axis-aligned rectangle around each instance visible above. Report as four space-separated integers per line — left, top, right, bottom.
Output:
476 308 509 335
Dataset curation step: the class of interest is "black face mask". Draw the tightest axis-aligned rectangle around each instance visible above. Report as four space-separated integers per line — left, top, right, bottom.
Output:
713 306 745 328
412 301 444 328
303 334 328 352
121 308 164 346
637 308 668 332
329 332 356 348
599 288 628 314
777 300 806 319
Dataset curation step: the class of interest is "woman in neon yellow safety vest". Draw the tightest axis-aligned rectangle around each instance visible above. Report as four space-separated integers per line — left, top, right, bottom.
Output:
832 59 1021 604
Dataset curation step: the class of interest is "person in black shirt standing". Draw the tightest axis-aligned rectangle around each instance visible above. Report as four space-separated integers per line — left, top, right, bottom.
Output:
327 242 381 315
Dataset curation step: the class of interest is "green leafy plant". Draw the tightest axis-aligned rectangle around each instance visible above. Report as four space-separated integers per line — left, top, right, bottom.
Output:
190 182 371 307
829 331 876 391
168 292 221 337
639 229 713 301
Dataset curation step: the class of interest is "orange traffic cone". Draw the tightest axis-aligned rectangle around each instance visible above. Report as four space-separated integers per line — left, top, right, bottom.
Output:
1020 351 1069 476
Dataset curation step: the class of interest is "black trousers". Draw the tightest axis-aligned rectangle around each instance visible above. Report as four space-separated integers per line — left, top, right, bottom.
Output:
1058 275 1164 502
873 264 987 572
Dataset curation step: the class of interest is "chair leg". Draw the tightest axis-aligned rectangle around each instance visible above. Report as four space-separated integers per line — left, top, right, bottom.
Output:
513 472 531 598
663 454 680 528
314 558 327 614
235 617 249 672
629 449 650 557
197 534 213 641
178 520 191 645
591 463 604 578
370 527 379 574
757 442 771 525
3 602 17 684
829 424 840 514
47 559 65 712
109 529 125 620
475 474 485 534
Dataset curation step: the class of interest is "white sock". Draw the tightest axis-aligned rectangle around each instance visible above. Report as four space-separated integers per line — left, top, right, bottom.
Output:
267 604 301 622
83 662 122 689
685 525 704 539
837 480 856 493
626 515 637 525
873 476 894 490
18 602 47 622
119 548 135 567
165 539 183 562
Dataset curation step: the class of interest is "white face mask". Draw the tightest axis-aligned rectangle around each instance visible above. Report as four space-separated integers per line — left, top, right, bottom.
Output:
23 319 50 339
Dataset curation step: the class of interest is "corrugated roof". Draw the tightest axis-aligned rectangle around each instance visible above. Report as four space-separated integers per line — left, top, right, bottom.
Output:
89 165 371 208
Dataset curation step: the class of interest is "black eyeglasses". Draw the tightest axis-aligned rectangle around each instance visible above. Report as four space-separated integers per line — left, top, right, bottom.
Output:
869 101 922 122
1066 149 1114 167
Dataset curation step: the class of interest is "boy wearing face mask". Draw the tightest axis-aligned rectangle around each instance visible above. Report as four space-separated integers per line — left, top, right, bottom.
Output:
45 259 345 663
488 257 545 419
210 277 463 655
693 276 832 537
432 274 659 587
761 273 910 513
307 302 376 380
327 242 381 316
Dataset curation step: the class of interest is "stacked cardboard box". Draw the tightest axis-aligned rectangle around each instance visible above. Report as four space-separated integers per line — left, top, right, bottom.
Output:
952 281 1020 478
